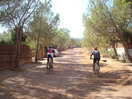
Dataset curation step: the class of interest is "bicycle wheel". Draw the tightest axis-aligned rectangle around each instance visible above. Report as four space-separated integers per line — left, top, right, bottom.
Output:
47 63 50 74
95 62 99 77
95 63 97 74
48 58 52 74
97 69 99 77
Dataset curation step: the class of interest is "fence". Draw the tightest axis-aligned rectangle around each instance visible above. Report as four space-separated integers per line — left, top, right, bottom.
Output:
32 47 47 61
0 44 32 71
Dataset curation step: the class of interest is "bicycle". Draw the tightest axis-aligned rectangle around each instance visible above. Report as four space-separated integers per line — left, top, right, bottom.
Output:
47 56 53 74
90 58 100 77
94 60 100 77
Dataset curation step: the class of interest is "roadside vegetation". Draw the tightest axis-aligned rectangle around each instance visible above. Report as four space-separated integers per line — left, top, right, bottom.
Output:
0 0 80 68
81 0 132 62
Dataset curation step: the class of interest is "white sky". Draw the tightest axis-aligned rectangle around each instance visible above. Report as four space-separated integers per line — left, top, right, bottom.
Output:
51 0 88 38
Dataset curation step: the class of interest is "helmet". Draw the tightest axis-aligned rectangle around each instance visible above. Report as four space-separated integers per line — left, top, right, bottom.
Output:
94 46 97 50
49 45 53 48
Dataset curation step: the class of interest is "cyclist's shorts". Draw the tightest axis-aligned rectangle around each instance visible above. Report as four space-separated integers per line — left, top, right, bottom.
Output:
94 58 100 63
47 54 53 61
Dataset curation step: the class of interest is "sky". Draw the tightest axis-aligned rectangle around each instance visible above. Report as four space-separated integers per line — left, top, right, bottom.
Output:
0 0 88 39
51 0 88 38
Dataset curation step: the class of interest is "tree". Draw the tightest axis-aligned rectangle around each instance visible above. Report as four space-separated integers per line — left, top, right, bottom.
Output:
0 0 40 68
29 2 60 62
52 28 70 51
108 0 132 62
83 0 132 62
10 26 27 45
0 31 13 45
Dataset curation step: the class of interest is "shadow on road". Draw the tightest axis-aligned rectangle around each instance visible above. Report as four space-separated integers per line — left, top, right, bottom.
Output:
0 48 132 99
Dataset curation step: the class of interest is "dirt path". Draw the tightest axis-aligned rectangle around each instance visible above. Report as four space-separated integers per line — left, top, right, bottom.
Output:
0 48 132 99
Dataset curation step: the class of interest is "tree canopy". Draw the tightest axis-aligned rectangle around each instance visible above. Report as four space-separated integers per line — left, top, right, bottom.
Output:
82 0 132 62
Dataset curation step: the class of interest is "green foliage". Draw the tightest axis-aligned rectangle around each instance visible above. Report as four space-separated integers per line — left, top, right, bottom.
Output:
82 0 111 48
0 0 40 26
122 29 132 43
10 26 27 45
52 28 80 50
0 27 27 45
0 0 81 50
28 43 36 50
0 0 40 49
112 0 132 42
52 28 70 50
82 0 132 49
28 2 60 48
72 38 81 47
121 53 127 63
0 31 13 45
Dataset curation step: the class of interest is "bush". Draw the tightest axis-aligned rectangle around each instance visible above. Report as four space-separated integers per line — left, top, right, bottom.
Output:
121 53 127 63
28 44 36 50
100 48 115 58
0 40 14 45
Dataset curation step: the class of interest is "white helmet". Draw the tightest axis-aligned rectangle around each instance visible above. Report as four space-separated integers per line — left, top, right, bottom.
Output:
49 45 53 48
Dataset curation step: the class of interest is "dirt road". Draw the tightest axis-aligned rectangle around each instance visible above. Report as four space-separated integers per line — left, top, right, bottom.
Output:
0 48 132 99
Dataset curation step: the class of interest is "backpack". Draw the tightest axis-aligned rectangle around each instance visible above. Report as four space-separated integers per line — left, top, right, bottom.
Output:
48 48 53 53
93 50 100 58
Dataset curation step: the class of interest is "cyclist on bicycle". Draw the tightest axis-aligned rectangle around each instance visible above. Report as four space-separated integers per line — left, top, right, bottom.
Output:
90 46 100 71
47 45 55 69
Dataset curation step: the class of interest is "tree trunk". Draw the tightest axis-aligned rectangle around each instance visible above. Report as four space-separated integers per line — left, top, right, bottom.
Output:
115 28 132 62
15 42 20 69
108 11 132 62
110 39 118 59
15 26 20 69
35 38 37 49
15 26 23 69
35 18 42 62
35 31 40 62
41 44 44 60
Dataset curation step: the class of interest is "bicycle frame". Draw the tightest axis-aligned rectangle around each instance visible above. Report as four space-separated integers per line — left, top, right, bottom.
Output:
47 57 53 74
95 60 99 77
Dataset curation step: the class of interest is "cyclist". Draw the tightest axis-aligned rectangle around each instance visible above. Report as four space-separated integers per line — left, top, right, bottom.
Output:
90 46 100 71
47 45 55 69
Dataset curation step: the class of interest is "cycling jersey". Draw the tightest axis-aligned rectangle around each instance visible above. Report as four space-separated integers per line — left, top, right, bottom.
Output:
92 50 100 59
47 48 54 58
48 48 53 53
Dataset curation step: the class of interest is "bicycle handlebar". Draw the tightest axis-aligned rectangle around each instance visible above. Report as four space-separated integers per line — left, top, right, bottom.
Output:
90 58 107 62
